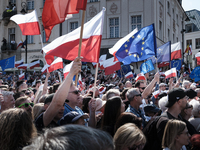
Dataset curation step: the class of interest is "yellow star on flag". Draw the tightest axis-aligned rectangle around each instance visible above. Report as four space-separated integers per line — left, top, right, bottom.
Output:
137 35 141 38
142 42 145 45
132 36 134 38
141 47 144 50
134 54 137 57
125 49 128 52
142 38 144 40
127 39 129 42
125 44 127 48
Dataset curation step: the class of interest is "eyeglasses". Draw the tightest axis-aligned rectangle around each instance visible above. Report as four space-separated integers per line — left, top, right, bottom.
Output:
134 94 142 98
69 90 81 95
25 92 30 95
128 144 145 150
18 102 34 108
139 87 145 90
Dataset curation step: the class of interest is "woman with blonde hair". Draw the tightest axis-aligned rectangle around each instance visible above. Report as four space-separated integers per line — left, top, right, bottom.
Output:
0 108 37 150
33 103 45 120
162 120 191 150
114 123 146 150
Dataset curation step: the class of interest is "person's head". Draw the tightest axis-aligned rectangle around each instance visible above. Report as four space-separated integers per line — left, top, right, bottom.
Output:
144 104 161 117
15 96 33 118
166 88 188 110
185 89 197 99
182 80 191 89
135 80 146 93
189 100 200 118
105 89 120 101
195 88 200 98
1 91 15 112
0 108 37 150
120 88 130 100
16 80 27 92
190 134 200 149
114 123 146 150
66 83 81 109
162 120 190 149
125 81 132 88
119 83 124 89
180 102 193 120
52 83 60 93
158 96 168 112
33 103 45 120
60 111 89 125
102 96 125 129
82 96 92 113
126 88 142 106
115 112 143 131
159 83 167 91
23 125 114 150
36 80 42 88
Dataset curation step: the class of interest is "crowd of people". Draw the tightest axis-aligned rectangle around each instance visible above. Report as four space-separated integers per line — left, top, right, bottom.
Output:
0 57 200 150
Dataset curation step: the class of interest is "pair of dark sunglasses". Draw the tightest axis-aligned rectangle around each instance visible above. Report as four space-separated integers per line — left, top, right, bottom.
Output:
69 90 81 95
18 102 34 108
128 144 144 150
25 92 30 95
139 87 145 90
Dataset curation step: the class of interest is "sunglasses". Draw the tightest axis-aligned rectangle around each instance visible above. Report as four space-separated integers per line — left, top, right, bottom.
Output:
25 92 30 95
18 102 34 108
134 94 142 98
139 87 145 90
69 90 81 95
128 144 145 150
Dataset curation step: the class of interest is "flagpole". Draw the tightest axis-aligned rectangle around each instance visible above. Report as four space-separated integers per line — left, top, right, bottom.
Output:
93 63 99 99
75 10 86 86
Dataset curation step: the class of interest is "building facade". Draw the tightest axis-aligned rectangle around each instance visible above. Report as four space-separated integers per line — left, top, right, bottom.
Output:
0 0 187 73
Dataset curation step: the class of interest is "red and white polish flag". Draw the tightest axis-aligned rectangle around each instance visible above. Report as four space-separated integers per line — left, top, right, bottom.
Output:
171 42 182 60
10 10 40 35
17 64 28 70
29 60 40 69
103 57 121 75
63 61 73 79
19 73 25 80
41 64 50 74
153 90 161 99
48 57 63 72
99 86 106 94
43 8 106 65
15 59 24 67
165 68 177 79
125 71 133 79
78 74 84 91
16 40 23 49
135 73 146 82
195 52 200 65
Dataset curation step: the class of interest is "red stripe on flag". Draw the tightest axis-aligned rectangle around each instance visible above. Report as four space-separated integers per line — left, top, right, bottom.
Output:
18 22 40 35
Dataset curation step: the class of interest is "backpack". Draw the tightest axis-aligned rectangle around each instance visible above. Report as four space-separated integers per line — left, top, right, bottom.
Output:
143 116 168 150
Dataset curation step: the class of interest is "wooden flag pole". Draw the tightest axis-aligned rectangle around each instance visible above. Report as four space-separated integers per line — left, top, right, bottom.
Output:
93 63 99 99
75 10 86 86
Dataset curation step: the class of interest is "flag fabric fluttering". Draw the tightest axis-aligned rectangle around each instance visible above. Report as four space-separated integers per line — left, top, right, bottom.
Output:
185 45 192 55
0 56 15 71
158 62 170 68
171 42 182 60
21 40 27 49
150 41 171 64
19 73 25 80
16 40 23 49
117 64 132 78
10 10 40 35
63 61 73 78
43 8 106 65
114 24 157 65
15 59 24 67
41 64 50 74
135 73 146 82
170 59 182 70
17 64 28 70
190 66 200 82
42 0 87 41
103 57 121 75
29 60 40 69
78 74 84 91
140 59 154 74
48 57 63 73
195 52 200 65
125 71 133 79
109 28 138 58
165 68 177 79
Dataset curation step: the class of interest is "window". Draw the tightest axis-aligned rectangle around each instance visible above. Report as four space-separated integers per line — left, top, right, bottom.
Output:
176 14 178 23
8 28 15 43
27 0 34 10
70 22 78 32
42 26 49 43
186 24 193 33
159 21 162 40
172 9 175 19
177 37 178 42
167 1 170 14
168 29 170 41
27 35 34 44
186 39 192 47
131 15 141 30
9 0 16 4
196 38 200 49
109 18 119 38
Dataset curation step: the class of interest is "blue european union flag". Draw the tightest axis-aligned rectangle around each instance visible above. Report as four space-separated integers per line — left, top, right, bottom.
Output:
190 66 200 82
150 41 171 64
140 59 154 74
170 60 182 70
117 65 132 78
0 56 15 71
115 24 157 65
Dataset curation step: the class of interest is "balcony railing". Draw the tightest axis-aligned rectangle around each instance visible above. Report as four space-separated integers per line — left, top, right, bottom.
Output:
1 43 17 51
2 10 17 20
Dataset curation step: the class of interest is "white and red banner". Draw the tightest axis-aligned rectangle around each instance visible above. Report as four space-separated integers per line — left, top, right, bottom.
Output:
41 64 50 74
103 57 121 75
171 42 182 60
29 60 40 69
99 86 106 94
153 90 161 99
10 10 40 35
15 59 24 67
43 9 106 65
135 73 146 82
19 73 25 80
48 57 63 72
63 61 73 78
16 40 23 49
17 64 28 70
78 74 84 91
125 71 133 79
165 68 177 79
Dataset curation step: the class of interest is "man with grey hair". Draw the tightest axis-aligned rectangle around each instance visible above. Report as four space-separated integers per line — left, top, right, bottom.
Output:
182 80 191 90
105 89 120 100
189 100 200 131
0 91 15 113
125 88 146 127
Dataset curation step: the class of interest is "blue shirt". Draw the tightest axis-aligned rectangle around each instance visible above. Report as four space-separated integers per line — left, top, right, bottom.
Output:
125 104 146 127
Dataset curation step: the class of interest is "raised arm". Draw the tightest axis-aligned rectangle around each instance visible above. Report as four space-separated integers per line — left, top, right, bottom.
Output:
43 57 82 126
42 71 50 95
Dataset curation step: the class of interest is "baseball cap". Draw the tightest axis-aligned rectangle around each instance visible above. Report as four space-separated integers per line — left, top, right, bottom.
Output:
185 89 197 99
165 88 186 108
60 111 89 125
144 104 161 113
